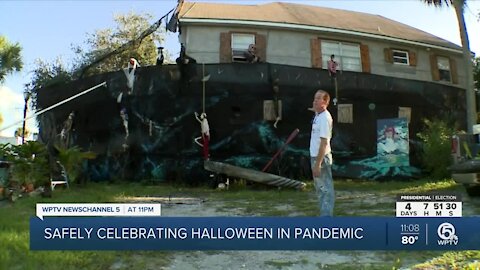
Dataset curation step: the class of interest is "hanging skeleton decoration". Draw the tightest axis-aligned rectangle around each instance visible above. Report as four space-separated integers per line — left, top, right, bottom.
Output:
59 111 75 148
120 108 129 150
123 58 140 94
156 47 164 66
272 78 281 128
194 112 210 160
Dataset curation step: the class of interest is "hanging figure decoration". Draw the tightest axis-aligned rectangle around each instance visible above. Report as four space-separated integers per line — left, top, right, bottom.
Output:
59 111 75 148
244 44 261 63
123 57 140 94
156 46 164 66
272 78 281 128
176 44 198 91
327 54 339 106
120 107 129 151
194 112 210 160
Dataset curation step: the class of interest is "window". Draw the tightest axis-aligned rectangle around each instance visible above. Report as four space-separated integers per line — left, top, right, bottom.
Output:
437 56 451 82
392 50 409 65
385 48 416 66
337 104 353 123
231 34 255 62
321 41 361 72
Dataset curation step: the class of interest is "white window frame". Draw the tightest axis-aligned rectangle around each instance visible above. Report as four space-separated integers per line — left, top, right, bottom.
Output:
437 56 451 82
321 41 361 72
231 33 255 63
392 50 409 65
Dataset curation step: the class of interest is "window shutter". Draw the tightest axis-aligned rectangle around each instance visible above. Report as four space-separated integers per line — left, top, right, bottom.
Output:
219 32 231 63
310 38 321 68
409 51 417 67
360 44 370 73
450 58 458 84
430 54 440 81
255 34 267 62
384 48 393 63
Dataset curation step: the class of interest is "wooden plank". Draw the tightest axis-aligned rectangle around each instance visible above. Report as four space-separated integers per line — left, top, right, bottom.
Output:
204 160 306 190
360 44 370 73
310 38 321 68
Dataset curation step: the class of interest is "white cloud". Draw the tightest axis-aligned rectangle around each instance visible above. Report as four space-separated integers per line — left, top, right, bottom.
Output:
0 85 38 137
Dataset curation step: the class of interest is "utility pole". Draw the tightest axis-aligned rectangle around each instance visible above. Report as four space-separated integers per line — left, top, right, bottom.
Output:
21 91 30 144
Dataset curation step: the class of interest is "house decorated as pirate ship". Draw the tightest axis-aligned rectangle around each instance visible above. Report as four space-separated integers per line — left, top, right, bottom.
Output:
37 1 468 183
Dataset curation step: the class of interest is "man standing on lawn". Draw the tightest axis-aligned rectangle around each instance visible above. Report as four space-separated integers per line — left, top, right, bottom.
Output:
310 90 334 216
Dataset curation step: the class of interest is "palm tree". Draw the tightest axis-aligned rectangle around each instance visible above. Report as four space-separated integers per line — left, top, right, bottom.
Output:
423 0 476 132
0 36 23 83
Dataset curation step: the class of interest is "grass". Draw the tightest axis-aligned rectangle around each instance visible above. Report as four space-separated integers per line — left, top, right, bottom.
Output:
411 251 480 270
0 183 176 270
0 178 478 270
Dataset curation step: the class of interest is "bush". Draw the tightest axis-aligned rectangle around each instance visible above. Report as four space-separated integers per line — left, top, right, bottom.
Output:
2 141 49 188
55 145 96 183
417 118 456 179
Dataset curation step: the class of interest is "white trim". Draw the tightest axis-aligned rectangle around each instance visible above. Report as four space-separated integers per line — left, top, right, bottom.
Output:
180 18 462 54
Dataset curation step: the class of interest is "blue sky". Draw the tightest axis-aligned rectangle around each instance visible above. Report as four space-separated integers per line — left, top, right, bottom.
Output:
0 0 479 137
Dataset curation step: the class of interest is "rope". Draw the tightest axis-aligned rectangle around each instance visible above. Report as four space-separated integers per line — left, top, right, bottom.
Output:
0 82 107 133
202 63 205 114
334 77 339 106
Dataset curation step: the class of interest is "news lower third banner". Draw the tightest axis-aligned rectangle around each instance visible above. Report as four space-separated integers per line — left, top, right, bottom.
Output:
30 216 480 250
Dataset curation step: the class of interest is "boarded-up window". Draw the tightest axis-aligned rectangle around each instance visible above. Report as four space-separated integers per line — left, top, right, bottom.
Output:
398 107 411 123
321 41 361 72
338 104 353 123
263 100 282 121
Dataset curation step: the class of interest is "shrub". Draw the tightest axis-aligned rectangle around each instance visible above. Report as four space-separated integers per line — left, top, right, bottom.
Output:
417 118 456 179
3 141 49 187
55 145 96 183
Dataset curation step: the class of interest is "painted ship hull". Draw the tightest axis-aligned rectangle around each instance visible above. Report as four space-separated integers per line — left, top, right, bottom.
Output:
37 63 466 182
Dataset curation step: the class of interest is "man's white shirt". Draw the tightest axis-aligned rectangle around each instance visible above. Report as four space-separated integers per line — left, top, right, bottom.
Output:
310 110 333 157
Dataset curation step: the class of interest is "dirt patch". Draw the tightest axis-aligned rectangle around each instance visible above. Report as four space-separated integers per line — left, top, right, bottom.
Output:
167 251 360 270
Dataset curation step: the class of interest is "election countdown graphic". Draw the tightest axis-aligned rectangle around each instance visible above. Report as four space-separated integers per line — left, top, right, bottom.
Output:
395 194 462 217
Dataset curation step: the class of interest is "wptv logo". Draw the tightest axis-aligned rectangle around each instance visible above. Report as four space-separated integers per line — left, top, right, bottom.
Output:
437 222 458 246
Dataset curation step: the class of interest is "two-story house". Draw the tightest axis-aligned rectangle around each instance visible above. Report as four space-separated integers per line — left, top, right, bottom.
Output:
175 1 466 179
36 1 468 181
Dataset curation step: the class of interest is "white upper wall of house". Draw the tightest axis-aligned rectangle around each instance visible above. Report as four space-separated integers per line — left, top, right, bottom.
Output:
180 24 465 88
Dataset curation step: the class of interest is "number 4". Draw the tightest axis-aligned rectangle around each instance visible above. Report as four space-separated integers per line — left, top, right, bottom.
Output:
405 203 411 210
